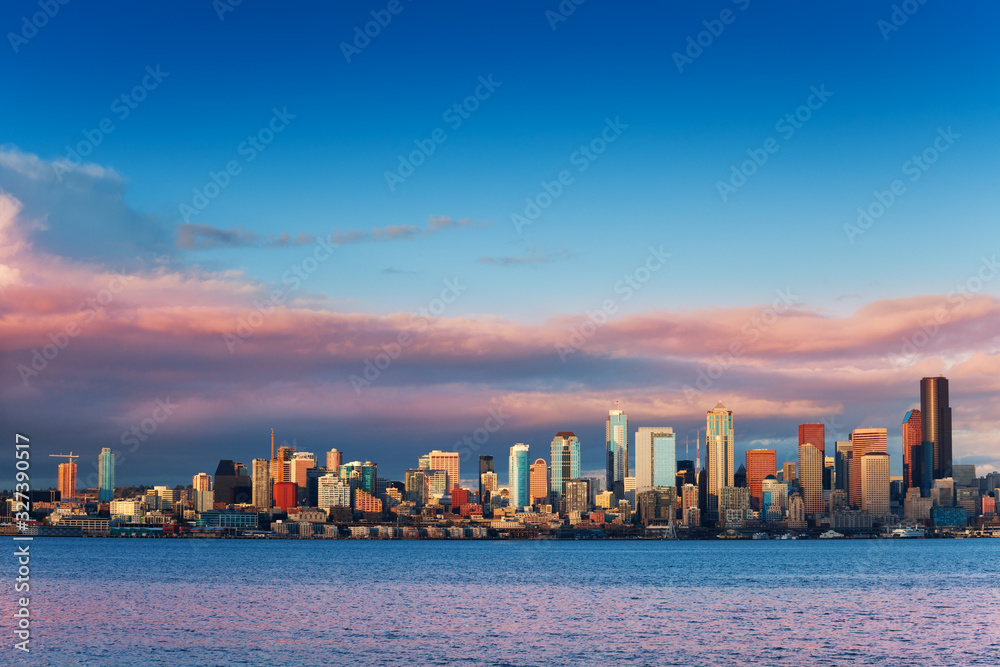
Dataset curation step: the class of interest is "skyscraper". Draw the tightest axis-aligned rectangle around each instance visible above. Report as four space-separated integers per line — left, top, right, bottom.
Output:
920 376 952 481
271 445 293 484
861 452 890 518
782 461 796 484
902 409 922 494
529 458 549 506
606 409 628 498
213 460 252 505
835 441 852 492
192 472 213 512
798 423 826 456
404 468 428 505
509 443 530 509
798 443 824 515
98 447 115 502
849 428 887 508
326 449 342 472
479 455 495 501
634 427 676 491
57 462 77 502
423 450 460 492
550 432 581 498
705 401 734 521
252 458 272 509
745 449 776 510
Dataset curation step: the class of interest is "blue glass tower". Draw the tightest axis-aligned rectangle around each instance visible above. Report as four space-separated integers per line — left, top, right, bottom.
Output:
509 443 530 509
550 432 581 497
98 447 114 502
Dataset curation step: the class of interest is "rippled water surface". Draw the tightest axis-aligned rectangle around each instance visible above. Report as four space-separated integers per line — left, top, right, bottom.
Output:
3 538 999 665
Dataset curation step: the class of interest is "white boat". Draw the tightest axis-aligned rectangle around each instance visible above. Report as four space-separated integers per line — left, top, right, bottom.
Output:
819 530 844 539
891 527 925 538
752 532 770 540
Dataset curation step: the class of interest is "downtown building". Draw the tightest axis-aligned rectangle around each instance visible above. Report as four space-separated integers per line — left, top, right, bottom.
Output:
920 376 952 489
57 462 77 502
508 443 530 510
98 447 115 502
745 449 776 510
849 428 887 509
606 409 628 498
634 427 676 492
798 442 824 516
550 432 581 502
705 401 735 522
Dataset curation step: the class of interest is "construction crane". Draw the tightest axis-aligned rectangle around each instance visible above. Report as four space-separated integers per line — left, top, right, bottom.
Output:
49 452 80 464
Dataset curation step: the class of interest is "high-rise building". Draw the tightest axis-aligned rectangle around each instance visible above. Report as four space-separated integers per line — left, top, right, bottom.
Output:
550 432 581 498
606 409 628 498
509 443 530 509
289 452 316 498
564 479 589 514
681 483 700 526
861 452 890 518
901 409 922 494
98 448 115 502
57 462 77 502
478 455 494 501
850 428 887 508
705 401 734 521
404 468 428 505
745 449 776 510
675 460 695 491
481 471 498 498
920 376 952 482
192 472 213 512
326 449 342 473
782 461 796 484
213 460 252 506
271 445 293 484
422 450 460 491
317 473 351 508
252 458 272 509
272 482 297 510
529 458 549 505
835 441 852 492
798 443 824 515
761 475 788 521
798 423 826 456
634 427 676 492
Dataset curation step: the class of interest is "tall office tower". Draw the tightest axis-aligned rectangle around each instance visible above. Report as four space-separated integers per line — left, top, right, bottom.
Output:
902 409 922 494
675 460 695 491
682 483 700 526
289 452 316 500
798 443 824 515
920 376 952 482
509 443 530 509
529 459 549 506
423 450 460 491
318 473 351 509
326 449 342 472
849 428 888 508
481 471 498 497
98 447 115 502
271 445 293 484
634 427 676 492
550 432 582 498
782 462 797 483
404 468 428 505
251 458 272 509
761 475 788 519
479 455 495 501
861 452 890 518
57 462 77 502
824 456 835 491
192 472 214 512
564 479 590 514
606 409 628 498
798 423 826 456
835 441 852 492
705 401 734 521
359 461 377 494
745 449 777 510
213 460 253 505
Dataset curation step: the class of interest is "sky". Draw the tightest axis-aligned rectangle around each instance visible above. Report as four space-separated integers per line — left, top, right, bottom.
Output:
1 1 999 489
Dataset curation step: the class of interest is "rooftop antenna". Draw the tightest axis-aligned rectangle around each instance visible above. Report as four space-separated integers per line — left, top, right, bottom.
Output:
270 428 274 460
695 428 701 476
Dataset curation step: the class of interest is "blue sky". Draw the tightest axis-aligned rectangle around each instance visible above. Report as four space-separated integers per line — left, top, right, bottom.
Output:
2 1 999 485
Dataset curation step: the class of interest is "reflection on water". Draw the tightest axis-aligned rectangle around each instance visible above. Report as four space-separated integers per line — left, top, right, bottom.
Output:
3 539 999 666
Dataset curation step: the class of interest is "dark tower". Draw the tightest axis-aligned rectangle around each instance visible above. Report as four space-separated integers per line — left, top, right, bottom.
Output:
920 377 952 482
478 455 494 502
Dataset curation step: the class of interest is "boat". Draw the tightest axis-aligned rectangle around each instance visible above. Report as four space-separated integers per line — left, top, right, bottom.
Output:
819 530 844 539
752 532 770 540
891 527 925 538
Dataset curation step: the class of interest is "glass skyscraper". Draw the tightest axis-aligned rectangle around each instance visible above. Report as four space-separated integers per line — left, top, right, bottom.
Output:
706 402 734 521
920 376 952 482
508 443 530 509
606 409 628 498
98 447 114 502
550 432 581 497
634 427 676 491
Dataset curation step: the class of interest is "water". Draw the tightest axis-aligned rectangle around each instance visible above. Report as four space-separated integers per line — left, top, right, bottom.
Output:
3 537 999 666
